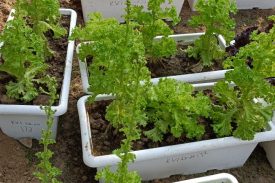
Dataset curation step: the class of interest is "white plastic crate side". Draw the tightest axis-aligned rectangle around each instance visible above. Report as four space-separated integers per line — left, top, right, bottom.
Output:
79 95 275 181
0 115 58 140
81 0 185 22
97 143 255 180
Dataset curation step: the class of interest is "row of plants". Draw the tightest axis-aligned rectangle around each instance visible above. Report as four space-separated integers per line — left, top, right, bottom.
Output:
0 0 70 182
74 0 275 182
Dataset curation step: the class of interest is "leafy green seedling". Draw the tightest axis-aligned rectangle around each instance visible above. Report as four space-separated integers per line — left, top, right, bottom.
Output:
0 18 47 102
212 60 275 140
145 78 211 142
130 0 180 59
34 78 62 183
187 0 237 66
224 15 275 78
15 0 66 56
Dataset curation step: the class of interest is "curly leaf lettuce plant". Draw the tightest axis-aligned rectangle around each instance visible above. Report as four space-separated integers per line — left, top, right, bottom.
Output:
34 78 62 183
0 18 48 102
72 0 151 182
187 0 237 67
15 0 66 56
224 15 275 78
145 78 211 142
72 13 150 98
130 0 180 59
211 60 275 140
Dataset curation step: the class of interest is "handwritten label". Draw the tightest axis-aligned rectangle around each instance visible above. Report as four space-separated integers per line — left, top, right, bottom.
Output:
166 151 208 164
11 120 41 134
109 0 147 6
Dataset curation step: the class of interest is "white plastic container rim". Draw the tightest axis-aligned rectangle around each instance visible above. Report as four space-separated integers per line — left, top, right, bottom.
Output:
174 173 238 183
77 33 229 94
80 0 185 23
78 82 275 168
0 8 77 116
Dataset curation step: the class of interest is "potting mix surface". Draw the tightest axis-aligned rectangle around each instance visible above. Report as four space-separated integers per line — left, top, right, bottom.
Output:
0 1 275 183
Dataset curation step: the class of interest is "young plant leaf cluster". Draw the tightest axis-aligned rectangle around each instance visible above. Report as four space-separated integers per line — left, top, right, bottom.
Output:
145 78 211 142
72 13 150 98
212 59 275 140
34 79 62 183
0 18 46 101
224 16 275 78
130 0 180 59
0 0 65 102
15 0 66 56
213 16 275 140
187 0 237 66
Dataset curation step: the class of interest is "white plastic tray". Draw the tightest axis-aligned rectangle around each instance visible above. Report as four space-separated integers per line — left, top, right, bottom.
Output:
77 33 228 94
78 82 275 180
0 9 77 140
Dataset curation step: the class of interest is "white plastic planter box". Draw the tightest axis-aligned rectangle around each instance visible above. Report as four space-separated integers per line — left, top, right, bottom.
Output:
0 9 77 140
261 113 275 170
262 140 275 170
77 82 275 181
77 33 228 94
188 0 275 11
174 173 238 183
81 0 185 23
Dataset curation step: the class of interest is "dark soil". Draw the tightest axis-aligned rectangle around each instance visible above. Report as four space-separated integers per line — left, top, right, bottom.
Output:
88 98 217 156
0 16 70 106
0 1 275 183
148 43 223 78
267 77 275 86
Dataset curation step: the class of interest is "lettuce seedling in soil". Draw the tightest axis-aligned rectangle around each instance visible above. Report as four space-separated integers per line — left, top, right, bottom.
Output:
187 0 237 67
15 0 66 56
130 0 180 59
224 16 275 79
212 60 275 140
34 78 62 183
144 78 211 142
0 18 47 102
